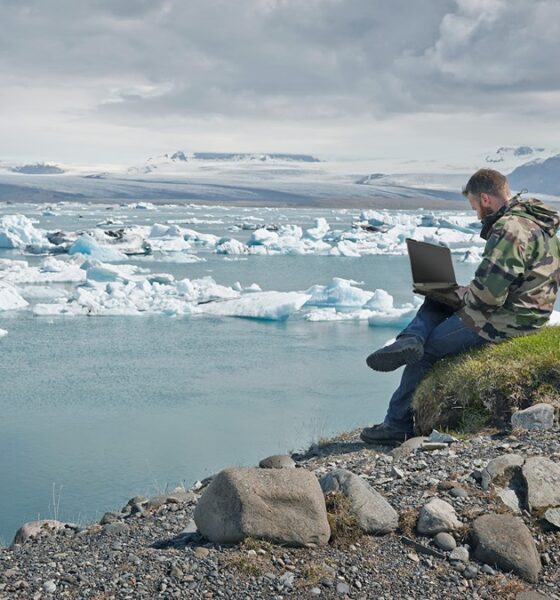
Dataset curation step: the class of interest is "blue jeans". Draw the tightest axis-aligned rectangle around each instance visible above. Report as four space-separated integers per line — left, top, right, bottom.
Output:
383 297 487 434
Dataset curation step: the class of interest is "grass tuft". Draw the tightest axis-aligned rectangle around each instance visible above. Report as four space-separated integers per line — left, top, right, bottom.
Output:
412 326 560 434
324 491 360 543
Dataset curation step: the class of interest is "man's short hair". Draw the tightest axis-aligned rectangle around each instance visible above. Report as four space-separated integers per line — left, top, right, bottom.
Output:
462 169 509 199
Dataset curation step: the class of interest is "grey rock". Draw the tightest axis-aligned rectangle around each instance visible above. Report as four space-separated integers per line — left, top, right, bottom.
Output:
463 565 478 579
481 454 524 490
417 498 461 535
11 520 66 546
481 564 496 575
336 582 350 595
310 587 322 596
127 495 147 506
102 522 128 535
516 592 554 600
320 469 398 534
259 455 296 469
449 546 469 562
511 403 555 431
434 532 456 551
428 430 457 443
422 442 448 451
99 512 121 525
472 514 541 583
522 456 560 511
194 467 330 546
390 436 428 459
449 487 468 498
496 487 522 514
43 580 57 594
543 507 560 529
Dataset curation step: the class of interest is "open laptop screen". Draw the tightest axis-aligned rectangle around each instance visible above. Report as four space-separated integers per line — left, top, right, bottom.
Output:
406 239 457 285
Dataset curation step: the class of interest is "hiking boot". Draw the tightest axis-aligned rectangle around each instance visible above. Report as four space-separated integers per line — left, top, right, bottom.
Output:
366 336 424 372
360 423 411 446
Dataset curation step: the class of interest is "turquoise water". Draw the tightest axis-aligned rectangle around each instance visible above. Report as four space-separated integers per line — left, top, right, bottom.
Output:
2 202 550 543
0 250 480 544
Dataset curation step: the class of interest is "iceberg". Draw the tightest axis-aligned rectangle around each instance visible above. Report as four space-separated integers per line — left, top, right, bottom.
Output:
0 281 29 311
69 236 127 262
0 328 7 337
304 217 330 240
304 278 373 308
194 291 311 321
0 215 49 249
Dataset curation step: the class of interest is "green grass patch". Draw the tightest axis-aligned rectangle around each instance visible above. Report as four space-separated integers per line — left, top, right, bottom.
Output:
412 326 560 434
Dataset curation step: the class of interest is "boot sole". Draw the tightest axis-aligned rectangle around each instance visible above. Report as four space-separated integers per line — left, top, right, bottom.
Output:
366 346 423 372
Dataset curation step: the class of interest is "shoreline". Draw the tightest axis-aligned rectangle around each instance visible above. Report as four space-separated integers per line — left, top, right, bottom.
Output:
1 426 559 599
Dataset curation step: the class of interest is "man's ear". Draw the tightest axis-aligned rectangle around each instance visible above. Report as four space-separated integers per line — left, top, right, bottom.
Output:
479 192 492 207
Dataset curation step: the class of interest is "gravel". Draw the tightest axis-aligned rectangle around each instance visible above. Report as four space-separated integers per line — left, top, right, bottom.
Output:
1 427 559 599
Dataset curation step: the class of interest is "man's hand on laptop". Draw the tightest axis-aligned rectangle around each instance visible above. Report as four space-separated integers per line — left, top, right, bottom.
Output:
455 286 469 301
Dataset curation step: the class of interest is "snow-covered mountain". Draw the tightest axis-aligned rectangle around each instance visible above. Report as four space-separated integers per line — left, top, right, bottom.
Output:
508 153 560 195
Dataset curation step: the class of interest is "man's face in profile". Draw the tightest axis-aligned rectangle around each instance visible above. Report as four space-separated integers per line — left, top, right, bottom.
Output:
467 192 495 221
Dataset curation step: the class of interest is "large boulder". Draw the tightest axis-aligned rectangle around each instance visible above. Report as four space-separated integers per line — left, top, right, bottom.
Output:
193 467 330 547
320 469 398 534
472 514 541 583
522 457 560 511
417 498 461 535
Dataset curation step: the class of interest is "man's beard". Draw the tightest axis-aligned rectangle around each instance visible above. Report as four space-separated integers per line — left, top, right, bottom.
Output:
479 204 495 219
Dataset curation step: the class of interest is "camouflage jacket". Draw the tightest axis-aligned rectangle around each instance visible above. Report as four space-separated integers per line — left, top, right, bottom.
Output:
458 196 560 341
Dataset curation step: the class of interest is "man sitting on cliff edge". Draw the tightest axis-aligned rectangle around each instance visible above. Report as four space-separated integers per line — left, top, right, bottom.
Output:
361 168 560 445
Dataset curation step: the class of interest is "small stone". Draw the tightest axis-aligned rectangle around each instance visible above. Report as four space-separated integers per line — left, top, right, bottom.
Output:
511 403 555 431
194 547 210 559
391 466 405 479
422 442 448 451
259 455 296 469
463 565 478 579
170 565 183 579
417 498 462 535
449 487 468 498
310 588 322 596
336 582 350 595
102 522 128 536
481 564 496 575
434 532 456 551
43 580 57 594
522 457 560 511
99 512 120 525
543 507 560 529
247 549 257 558
449 546 469 562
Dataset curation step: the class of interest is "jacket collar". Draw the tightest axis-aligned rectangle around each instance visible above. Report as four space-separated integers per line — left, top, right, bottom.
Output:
479 193 522 240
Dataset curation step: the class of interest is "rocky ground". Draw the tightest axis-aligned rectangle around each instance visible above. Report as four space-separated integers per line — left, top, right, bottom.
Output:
1 426 559 600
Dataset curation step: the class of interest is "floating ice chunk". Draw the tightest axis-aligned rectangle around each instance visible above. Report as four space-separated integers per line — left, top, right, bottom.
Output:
129 202 156 210
305 218 329 240
0 281 28 311
248 228 280 246
216 237 247 255
549 311 560 326
233 282 262 293
175 276 239 303
0 328 7 337
0 215 49 249
335 240 361 257
195 291 311 321
40 257 66 273
149 223 182 238
69 235 126 262
363 289 395 312
151 252 204 263
304 278 373 308
182 228 220 248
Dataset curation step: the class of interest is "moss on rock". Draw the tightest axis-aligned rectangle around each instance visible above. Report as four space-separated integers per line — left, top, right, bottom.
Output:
412 326 560 435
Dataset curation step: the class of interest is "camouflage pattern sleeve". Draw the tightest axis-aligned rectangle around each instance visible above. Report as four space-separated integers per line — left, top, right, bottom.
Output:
463 216 529 312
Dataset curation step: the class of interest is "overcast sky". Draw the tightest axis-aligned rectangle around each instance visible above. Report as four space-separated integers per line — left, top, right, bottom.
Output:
1 0 559 165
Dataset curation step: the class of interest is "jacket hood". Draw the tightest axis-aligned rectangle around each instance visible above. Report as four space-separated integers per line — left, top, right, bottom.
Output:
480 195 560 240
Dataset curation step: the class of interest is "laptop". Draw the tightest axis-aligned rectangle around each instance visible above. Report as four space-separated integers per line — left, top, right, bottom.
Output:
406 238 462 309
